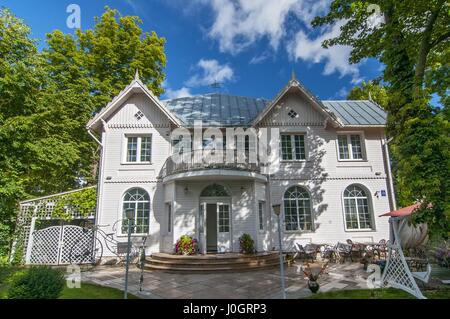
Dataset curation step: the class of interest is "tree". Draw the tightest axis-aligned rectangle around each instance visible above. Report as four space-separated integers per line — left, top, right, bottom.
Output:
347 80 389 109
0 7 167 257
313 1 449 239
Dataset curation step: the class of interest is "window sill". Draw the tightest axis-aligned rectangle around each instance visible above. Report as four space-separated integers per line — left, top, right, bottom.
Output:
121 162 153 165
344 229 376 232
337 159 367 163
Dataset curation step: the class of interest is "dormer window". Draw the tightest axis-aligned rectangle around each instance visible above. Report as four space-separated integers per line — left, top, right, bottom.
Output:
288 109 298 119
134 110 144 120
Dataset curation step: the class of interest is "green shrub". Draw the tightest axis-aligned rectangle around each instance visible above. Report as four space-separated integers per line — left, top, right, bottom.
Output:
175 235 198 255
239 233 255 254
8 266 65 299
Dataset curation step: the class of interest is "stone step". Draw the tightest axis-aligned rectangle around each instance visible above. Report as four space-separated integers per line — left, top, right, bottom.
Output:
148 253 280 265
144 252 285 273
146 258 280 268
144 261 282 273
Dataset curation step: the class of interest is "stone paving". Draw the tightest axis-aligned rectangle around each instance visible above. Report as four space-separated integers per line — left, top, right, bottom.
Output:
81 262 370 299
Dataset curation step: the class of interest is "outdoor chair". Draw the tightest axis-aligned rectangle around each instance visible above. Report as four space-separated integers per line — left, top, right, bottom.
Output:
304 244 318 262
293 243 306 260
320 244 337 262
336 242 353 263
374 239 388 260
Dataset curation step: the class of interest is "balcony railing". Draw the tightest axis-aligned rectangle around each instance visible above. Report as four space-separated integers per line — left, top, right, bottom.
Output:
160 149 262 178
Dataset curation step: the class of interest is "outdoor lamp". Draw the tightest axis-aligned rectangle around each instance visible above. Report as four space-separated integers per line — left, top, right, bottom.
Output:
272 204 281 216
125 208 134 220
272 203 286 299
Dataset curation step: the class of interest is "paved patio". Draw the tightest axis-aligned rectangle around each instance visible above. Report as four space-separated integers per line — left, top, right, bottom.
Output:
80 262 370 299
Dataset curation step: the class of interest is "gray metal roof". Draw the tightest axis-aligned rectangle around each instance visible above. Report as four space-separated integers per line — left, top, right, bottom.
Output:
322 100 386 126
163 93 386 126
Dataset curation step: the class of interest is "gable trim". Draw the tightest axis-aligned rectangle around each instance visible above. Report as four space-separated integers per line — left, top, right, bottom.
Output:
87 79 181 131
251 79 343 127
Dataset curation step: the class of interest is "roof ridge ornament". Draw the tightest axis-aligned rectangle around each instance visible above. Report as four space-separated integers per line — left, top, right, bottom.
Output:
134 68 140 81
290 69 298 83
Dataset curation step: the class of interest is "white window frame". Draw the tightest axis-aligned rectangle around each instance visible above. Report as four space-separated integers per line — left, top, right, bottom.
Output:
123 134 152 164
119 188 150 236
258 201 265 231
280 133 307 161
336 131 366 161
283 186 314 232
342 185 375 232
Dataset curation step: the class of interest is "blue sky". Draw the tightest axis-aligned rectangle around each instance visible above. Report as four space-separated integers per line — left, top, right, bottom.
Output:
2 0 384 101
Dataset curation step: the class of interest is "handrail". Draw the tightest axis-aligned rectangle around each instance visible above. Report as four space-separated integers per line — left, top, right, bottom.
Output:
160 148 262 177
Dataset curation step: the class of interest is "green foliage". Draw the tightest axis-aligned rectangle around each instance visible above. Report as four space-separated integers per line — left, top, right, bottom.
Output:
175 235 198 255
239 233 255 254
0 7 166 256
7 266 65 299
347 80 389 109
315 1 450 239
52 187 97 220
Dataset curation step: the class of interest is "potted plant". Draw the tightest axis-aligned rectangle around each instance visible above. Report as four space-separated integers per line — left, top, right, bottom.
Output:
175 235 198 255
239 233 255 254
302 262 328 293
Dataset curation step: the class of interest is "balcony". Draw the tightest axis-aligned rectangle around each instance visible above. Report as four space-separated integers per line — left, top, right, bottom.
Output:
160 149 266 183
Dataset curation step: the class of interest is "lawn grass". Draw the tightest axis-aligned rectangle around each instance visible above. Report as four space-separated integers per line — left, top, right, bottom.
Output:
60 282 139 299
0 266 139 299
308 287 450 299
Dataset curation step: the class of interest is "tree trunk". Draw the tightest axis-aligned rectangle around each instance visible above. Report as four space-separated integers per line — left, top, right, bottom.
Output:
414 0 445 89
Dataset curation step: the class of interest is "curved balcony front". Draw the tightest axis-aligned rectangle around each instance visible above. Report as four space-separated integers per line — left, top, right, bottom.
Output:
160 149 267 183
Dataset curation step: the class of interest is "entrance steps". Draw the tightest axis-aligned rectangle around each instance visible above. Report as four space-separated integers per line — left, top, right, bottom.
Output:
144 252 284 273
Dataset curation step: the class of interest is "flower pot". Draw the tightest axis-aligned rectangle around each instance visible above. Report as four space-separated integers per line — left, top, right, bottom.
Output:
308 280 320 293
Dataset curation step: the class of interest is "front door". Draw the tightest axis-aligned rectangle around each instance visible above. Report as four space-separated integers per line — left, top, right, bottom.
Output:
206 204 217 252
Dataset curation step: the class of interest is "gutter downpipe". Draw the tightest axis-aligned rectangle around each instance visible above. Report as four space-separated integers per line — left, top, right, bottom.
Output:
383 136 397 211
88 120 106 227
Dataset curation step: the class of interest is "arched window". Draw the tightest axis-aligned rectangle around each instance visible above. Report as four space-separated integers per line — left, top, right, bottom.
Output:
283 186 312 231
200 184 230 197
122 188 150 234
343 185 373 230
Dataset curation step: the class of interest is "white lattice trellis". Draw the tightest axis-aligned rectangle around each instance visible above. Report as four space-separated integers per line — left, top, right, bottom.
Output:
11 187 96 263
27 225 94 265
381 217 428 299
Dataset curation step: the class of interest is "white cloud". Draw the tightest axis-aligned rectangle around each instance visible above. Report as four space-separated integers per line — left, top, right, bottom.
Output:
195 0 363 81
186 59 234 87
287 22 361 82
204 0 299 54
164 87 193 99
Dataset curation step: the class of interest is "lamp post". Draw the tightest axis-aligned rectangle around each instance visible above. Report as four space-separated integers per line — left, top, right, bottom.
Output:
272 204 286 299
124 208 134 299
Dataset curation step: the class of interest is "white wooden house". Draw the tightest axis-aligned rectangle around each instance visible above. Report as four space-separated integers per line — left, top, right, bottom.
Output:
86 72 394 256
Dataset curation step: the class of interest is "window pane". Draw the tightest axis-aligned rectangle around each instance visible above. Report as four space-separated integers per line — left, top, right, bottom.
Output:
357 198 372 229
344 198 358 229
258 202 264 230
140 136 152 162
167 204 172 233
294 135 306 160
338 135 349 159
298 199 312 230
284 199 298 231
281 135 293 160
218 205 230 233
127 137 138 162
350 135 363 159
